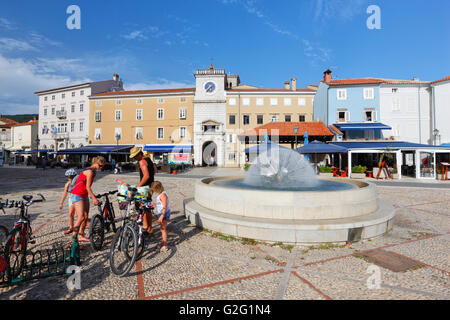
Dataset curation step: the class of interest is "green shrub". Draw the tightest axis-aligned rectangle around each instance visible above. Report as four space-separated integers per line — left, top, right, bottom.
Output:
244 163 251 171
319 166 333 173
351 165 367 173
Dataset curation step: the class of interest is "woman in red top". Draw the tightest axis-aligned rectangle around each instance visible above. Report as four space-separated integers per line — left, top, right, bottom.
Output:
70 156 105 241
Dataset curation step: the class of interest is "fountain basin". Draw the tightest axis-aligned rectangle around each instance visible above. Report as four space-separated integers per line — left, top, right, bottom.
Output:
184 176 395 244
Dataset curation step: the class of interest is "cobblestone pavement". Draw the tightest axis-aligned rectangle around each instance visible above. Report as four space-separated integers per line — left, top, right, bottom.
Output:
0 167 448 300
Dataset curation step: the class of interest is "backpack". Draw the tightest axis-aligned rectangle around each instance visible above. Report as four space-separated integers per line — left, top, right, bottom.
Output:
68 168 95 194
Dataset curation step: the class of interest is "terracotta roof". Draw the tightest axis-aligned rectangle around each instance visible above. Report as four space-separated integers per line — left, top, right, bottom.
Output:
227 88 316 92
0 117 19 127
328 124 343 135
12 120 39 127
92 88 195 97
431 76 450 84
239 122 334 137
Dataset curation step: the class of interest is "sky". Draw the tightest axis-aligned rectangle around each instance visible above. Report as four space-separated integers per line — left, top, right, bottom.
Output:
0 0 449 114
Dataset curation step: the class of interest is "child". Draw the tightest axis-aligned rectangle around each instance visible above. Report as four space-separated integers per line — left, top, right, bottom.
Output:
151 181 171 252
59 168 77 235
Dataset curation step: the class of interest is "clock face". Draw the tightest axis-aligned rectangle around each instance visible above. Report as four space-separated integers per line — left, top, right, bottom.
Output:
204 81 216 94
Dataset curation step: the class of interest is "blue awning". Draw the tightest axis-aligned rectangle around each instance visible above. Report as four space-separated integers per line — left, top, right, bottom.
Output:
55 145 134 155
329 141 450 150
297 141 348 154
18 149 52 154
143 145 192 153
334 123 392 131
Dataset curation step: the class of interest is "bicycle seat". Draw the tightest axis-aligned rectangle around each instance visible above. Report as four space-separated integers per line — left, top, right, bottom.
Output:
23 195 33 202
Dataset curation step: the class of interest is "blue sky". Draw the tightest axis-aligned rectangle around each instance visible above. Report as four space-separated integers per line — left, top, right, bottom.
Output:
0 0 449 114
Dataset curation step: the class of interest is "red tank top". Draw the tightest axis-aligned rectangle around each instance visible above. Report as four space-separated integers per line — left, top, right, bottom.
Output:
71 168 95 198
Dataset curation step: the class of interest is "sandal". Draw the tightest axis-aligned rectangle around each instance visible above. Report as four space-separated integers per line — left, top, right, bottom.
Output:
78 235 90 242
64 228 73 235
160 246 169 252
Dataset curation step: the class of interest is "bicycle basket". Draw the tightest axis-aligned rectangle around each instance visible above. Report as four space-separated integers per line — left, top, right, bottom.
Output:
135 186 150 199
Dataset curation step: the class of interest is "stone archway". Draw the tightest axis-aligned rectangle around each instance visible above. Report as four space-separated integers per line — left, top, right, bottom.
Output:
202 141 217 167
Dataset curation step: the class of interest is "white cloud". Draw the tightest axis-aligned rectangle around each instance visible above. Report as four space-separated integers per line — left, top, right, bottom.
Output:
122 30 148 40
314 0 367 22
0 17 15 30
0 38 37 51
302 39 332 66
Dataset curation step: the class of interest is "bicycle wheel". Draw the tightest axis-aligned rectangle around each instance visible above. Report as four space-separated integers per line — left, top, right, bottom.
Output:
89 214 104 251
0 225 8 279
136 232 145 261
107 205 117 234
5 228 26 281
109 225 138 277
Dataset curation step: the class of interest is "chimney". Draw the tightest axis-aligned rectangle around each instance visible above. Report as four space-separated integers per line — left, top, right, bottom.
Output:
323 69 332 83
113 73 119 81
284 81 290 89
291 78 296 91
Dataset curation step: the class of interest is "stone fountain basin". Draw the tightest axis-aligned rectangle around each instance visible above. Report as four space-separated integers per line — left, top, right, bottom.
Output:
195 176 378 220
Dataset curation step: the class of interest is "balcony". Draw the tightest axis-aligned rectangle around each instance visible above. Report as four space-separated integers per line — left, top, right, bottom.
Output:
51 132 69 140
56 110 67 119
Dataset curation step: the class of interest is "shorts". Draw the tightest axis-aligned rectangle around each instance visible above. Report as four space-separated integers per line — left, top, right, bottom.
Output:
68 197 74 208
70 194 89 204
157 210 171 221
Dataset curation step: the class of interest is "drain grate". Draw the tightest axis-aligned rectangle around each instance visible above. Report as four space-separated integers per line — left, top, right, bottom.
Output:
355 250 426 272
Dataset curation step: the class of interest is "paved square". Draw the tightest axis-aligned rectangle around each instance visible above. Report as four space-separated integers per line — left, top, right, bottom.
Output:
0 167 448 300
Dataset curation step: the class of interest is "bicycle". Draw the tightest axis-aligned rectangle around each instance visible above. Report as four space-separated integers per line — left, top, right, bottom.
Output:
0 194 46 282
109 185 153 277
89 190 118 251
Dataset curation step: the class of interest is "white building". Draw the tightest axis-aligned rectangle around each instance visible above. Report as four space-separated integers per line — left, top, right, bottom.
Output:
10 120 39 151
431 76 450 145
35 74 123 151
379 79 432 144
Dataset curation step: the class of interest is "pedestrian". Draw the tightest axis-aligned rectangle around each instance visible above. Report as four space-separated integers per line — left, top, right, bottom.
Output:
70 156 105 242
129 146 157 235
151 181 171 252
42 156 46 170
59 169 77 235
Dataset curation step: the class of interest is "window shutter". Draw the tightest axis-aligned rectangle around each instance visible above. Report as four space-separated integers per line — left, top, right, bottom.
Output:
232 134 236 143
345 111 350 122
373 111 377 121
336 112 340 122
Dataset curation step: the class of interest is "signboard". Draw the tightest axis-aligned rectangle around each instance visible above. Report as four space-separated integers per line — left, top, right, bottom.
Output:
168 153 191 164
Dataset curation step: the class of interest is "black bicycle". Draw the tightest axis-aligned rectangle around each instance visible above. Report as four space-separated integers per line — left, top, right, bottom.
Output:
89 190 118 251
109 186 153 277
0 194 46 282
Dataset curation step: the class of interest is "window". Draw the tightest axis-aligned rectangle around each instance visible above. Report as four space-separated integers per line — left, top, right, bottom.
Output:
364 110 376 122
157 98 164 104
179 108 187 119
79 121 84 132
71 92 75 97
115 110 122 121
299 115 305 122
79 104 84 112
136 109 143 121
229 115 236 125
80 90 84 96
116 99 122 106
228 153 236 161
285 115 291 122
60 105 65 112
271 115 278 122
157 108 164 120
392 88 398 93
337 110 349 122
51 107 55 115
135 127 143 140
243 115 250 125
179 127 186 139
298 98 306 106
270 98 278 106
114 128 122 140
227 134 236 143
284 98 292 106
337 89 347 100
229 98 236 106
180 97 186 103
52 95 55 101
94 128 101 140
44 96 48 102
57 123 67 133
136 98 143 105
256 98 264 106
257 115 263 125
157 127 164 139
243 98 250 106
392 97 400 111
95 111 102 122
70 122 75 132
62 93 65 99
364 88 374 100
44 109 47 116
95 100 102 106
71 105 75 113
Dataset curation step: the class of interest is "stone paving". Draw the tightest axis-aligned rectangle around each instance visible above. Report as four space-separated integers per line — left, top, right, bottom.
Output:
0 167 448 300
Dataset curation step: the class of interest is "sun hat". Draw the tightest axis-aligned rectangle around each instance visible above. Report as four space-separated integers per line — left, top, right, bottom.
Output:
65 168 77 177
129 146 142 159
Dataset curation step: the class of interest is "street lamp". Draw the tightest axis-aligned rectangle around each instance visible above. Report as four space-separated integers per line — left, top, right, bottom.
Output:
35 137 40 168
433 129 440 146
115 133 121 163
293 126 298 150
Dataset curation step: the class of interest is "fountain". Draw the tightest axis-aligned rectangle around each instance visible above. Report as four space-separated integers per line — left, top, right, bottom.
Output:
184 145 395 244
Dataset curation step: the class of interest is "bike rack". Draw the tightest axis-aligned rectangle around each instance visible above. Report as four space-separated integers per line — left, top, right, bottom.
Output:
0 245 73 286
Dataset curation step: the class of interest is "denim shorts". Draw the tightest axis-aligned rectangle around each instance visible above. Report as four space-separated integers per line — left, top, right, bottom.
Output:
70 194 89 204
157 210 171 221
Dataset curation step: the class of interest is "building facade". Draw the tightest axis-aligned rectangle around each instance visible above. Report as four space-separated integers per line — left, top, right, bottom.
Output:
35 75 123 151
10 120 39 151
0 116 18 149
431 76 450 145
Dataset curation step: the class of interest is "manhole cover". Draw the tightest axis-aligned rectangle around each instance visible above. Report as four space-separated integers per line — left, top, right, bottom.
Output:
355 250 425 272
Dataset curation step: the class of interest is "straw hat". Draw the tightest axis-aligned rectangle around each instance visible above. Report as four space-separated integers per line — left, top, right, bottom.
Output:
129 146 142 159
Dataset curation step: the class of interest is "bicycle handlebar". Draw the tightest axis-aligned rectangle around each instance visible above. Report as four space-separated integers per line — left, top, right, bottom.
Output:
95 190 118 198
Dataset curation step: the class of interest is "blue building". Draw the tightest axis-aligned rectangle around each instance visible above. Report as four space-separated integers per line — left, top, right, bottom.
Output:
314 70 391 141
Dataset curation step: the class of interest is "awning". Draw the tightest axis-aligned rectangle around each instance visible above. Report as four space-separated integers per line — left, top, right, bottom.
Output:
297 141 348 154
55 145 134 155
244 142 290 154
334 123 392 131
17 149 52 154
329 141 450 150
143 145 192 153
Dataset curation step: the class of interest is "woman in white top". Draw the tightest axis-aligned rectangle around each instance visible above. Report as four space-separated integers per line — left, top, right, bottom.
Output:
151 181 171 252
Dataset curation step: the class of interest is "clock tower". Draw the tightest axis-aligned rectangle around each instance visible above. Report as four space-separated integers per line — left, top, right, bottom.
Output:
193 64 227 167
